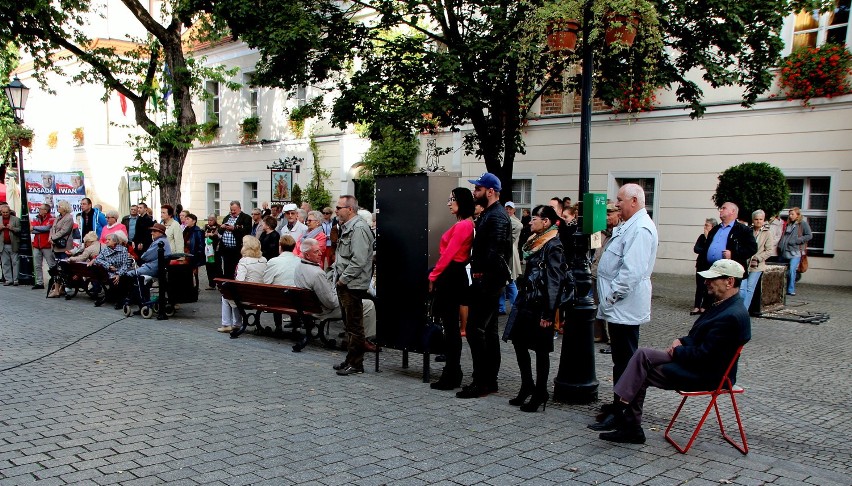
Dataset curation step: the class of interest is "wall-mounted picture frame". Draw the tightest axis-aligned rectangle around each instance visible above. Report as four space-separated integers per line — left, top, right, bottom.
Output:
271 169 292 202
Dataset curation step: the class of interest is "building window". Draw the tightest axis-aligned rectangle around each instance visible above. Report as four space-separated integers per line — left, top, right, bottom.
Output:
295 85 307 107
511 178 533 214
786 177 831 255
789 0 851 51
244 72 259 117
205 81 220 123
207 183 220 218
243 181 258 212
611 174 659 220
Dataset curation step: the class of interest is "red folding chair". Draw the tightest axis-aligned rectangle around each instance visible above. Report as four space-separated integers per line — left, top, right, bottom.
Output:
664 345 748 454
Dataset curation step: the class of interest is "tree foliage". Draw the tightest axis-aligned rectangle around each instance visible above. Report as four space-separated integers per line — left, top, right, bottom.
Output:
199 0 829 195
713 162 790 219
0 0 237 205
359 126 419 182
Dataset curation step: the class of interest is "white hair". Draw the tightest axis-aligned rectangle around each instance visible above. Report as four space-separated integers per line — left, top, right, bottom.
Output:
300 237 319 254
620 183 645 207
357 209 372 225
752 209 765 219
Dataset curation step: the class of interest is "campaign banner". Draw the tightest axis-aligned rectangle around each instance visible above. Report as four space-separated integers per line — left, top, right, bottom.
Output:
24 170 86 218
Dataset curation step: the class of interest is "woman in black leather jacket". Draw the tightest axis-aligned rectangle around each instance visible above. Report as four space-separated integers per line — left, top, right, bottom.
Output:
503 205 571 412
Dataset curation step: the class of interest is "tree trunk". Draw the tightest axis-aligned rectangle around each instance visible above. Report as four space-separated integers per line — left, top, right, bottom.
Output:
158 145 187 207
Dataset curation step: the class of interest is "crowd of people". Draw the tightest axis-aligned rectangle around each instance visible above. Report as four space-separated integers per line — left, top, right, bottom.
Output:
692 204 812 314
1 179 780 446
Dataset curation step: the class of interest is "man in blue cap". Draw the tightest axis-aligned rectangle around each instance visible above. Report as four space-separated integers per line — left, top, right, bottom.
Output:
457 172 513 398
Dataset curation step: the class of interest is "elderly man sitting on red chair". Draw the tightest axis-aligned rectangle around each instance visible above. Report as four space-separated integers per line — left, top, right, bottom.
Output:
593 259 751 444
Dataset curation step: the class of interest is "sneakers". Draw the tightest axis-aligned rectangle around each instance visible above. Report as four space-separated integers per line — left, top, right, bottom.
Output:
217 325 234 333
332 361 348 371
336 365 365 376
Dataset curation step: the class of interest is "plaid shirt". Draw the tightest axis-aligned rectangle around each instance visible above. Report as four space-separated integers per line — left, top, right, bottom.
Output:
221 215 238 248
93 245 134 277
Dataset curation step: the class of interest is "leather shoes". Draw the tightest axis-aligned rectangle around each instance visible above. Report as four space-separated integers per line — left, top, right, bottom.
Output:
599 426 646 444
336 365 365 376
596 403 618 422
332 361 348 371
455 382 497 399
32 284 45 290
588 413 620 431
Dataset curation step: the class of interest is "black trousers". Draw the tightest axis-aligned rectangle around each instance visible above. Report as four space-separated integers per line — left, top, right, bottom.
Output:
608 323 640 401
466 283 503 386
220 246 240 280
433 261 468 379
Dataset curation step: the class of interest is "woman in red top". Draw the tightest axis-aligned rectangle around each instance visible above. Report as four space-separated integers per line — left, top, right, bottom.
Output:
428 187 475 391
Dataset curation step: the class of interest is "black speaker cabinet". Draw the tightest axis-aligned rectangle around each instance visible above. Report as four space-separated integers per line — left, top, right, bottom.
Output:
375 172 461 353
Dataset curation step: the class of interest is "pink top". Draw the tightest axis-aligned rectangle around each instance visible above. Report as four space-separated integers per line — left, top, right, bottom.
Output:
429 219 474 282
100 223 128 244
293 230 327 260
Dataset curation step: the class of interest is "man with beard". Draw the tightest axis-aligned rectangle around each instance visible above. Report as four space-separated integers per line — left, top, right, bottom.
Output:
457 173 512 399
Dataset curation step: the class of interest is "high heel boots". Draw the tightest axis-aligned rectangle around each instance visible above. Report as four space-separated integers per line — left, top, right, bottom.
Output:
509 384 534 406
520 390 549 412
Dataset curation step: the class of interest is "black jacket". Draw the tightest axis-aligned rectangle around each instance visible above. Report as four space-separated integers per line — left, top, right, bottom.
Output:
662 294 751 390
133 214 154 252
700 221 756 276
470 201 512 289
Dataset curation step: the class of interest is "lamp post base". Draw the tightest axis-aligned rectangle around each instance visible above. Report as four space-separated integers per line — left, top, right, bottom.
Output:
553 379 599 404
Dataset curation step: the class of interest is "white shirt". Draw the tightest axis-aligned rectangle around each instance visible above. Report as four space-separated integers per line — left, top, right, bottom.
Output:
278 220 308 242
596 208 658 325
263 251 301 286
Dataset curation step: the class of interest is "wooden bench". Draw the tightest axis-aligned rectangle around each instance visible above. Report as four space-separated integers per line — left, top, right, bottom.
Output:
215 278 343 353
54 260 111 300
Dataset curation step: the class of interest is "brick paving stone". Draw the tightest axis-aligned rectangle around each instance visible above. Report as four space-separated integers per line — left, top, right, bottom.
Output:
2 272 850 485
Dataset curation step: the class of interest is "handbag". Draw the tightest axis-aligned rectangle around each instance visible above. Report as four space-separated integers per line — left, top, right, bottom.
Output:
423 294 445 353
798 252 808 273
52 236 68 248
796 223 808 273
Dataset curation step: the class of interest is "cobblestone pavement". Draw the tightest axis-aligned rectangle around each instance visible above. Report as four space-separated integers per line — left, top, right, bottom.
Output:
1 272 849 485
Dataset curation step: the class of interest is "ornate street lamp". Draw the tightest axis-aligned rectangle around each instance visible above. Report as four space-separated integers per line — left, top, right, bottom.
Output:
3 75 35 285
553 1 599 404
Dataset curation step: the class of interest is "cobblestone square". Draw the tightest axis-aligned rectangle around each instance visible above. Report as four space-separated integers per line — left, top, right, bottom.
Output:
1 272 849 485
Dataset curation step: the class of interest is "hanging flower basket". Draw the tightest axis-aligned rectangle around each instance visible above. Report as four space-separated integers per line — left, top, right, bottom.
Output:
777 44 852 106
19 137 32 148
605 12 640 47
547 19 581 53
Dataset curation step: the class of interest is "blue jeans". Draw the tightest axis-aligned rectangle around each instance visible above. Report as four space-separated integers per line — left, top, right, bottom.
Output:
786 257 800 294
739 270 762 310
500 280 518 312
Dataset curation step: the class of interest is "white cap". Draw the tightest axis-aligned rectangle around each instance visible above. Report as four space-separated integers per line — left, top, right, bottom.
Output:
282 203 298 212
505 201 516 208
698 259 746 279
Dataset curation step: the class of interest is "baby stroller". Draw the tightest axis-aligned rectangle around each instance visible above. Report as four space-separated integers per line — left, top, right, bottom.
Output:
121 253 199 319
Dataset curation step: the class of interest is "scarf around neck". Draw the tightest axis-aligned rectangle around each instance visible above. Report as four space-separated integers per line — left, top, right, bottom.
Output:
522 225 559 261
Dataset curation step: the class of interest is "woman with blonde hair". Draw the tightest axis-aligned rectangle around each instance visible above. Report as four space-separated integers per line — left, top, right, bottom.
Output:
777 207 812 296
218 236 267 333
47 200 75 297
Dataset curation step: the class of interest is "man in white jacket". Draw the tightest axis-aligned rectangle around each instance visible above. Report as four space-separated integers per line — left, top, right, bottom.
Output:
589 183 658 432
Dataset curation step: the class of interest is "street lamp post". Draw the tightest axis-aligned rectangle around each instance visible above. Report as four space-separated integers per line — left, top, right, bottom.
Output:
553 0 599 404
4 76 34 286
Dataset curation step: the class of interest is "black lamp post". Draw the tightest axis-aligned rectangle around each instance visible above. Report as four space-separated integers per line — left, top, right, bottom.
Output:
553 0 599 404
3 75 34 286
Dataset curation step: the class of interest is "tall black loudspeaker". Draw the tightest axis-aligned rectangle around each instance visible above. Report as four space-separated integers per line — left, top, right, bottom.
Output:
375 172 460 353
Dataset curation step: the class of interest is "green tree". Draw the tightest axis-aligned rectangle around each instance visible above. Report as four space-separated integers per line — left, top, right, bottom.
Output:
0 1 237 205
713 162 790 219
200 0 827 196
360 126 419 181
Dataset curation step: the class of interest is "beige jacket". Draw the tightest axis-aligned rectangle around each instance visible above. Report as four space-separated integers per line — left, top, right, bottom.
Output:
748 226 775 273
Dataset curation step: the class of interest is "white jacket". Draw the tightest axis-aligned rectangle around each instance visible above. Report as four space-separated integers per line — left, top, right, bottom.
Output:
596 208 658 325
236 256 267 283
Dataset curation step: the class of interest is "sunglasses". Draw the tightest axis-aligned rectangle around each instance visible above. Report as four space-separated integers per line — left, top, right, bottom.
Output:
323 211 332 215
336 206 350 211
